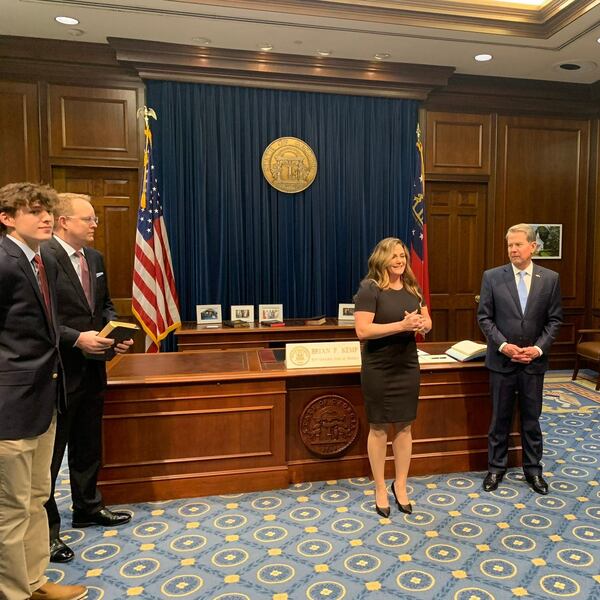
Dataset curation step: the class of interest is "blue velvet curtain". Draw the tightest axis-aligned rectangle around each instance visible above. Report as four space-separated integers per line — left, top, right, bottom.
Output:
146 81 418 321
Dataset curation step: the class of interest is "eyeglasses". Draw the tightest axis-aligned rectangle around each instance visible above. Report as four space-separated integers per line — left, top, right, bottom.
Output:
65 216 99 224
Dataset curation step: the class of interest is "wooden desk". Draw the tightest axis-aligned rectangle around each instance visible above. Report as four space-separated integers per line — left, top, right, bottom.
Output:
101 344 521 503
175 318 357 351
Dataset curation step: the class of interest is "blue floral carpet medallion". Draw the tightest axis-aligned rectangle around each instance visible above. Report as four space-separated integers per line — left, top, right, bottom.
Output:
47 372 600 599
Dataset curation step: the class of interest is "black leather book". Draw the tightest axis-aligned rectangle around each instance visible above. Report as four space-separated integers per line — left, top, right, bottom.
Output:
222 319 251 328
84 320 139 361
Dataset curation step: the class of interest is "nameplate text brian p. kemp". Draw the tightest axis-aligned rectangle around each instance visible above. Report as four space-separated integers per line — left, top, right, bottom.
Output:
286 341 361 369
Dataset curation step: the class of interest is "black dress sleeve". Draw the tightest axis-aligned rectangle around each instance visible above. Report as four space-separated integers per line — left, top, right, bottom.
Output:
354 280 379 314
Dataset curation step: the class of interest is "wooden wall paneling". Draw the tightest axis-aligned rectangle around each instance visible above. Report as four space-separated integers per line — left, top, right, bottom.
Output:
0 81 40 186
52 166 138 317
425 111 492 175
552 312 586 369
592 120 600 323
47 84 139 165
495 115 590 364
428 197 451 340
495 116 589 301
427 182 488 341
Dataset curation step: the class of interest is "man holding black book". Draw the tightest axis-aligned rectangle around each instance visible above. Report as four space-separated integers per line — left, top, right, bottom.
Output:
44 193 134 563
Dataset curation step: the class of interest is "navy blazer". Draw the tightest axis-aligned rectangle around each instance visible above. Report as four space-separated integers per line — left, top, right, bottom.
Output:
0 235 65 439
477 262 563 374
43 237 117 395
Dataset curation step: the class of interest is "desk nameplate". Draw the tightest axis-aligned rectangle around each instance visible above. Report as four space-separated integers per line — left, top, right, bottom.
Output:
286 341 361 369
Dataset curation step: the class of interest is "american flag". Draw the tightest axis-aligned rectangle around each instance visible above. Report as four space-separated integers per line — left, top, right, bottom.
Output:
409 124 430 310
132 115 181 352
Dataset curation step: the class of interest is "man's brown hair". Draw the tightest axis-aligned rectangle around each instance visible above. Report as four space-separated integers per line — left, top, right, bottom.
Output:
0 182 59 234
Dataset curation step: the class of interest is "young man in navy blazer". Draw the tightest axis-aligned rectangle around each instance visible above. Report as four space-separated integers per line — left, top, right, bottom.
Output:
0 183 86 600
478 223 563 495
44 193 133 564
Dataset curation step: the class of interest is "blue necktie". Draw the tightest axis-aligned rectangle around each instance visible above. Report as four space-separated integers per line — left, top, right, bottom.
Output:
518 271 528 313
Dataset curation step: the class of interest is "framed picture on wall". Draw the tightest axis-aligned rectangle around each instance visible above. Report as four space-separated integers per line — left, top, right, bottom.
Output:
338 303 355 322
259 304 283 323
196 304 222 324
230 305 254 323
530 224 562 259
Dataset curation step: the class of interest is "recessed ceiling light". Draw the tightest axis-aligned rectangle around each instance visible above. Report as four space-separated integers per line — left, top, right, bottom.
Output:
559 63 581 70
596 37 600 44
192 37 211 45
373 53 390 60
552 59 596 74
259 43 273 52
474 53 493 62
55 16 79 25
317 50 332 57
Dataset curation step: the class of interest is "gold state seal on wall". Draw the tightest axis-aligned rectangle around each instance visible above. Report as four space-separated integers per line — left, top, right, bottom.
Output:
299 395 359 458
261 137 317 193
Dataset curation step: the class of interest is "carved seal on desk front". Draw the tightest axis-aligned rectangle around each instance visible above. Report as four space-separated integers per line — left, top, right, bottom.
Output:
300 394 359 457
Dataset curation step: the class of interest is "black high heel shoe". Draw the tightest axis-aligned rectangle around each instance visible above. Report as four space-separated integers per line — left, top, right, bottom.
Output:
391 481 413 514
375 504 391 518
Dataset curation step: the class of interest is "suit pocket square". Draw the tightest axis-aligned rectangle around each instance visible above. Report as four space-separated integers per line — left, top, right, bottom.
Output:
96 272 104 278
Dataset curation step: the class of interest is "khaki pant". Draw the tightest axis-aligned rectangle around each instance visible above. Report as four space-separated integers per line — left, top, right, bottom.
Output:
0 415 56 600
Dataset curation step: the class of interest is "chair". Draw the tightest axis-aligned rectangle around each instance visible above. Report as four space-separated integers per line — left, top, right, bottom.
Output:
572 329 600 390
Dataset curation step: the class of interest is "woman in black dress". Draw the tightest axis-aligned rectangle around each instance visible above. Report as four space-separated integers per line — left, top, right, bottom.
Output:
354 238 432 517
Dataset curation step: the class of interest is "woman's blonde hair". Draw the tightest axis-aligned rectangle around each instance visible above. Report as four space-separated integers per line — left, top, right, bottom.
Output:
365 237 422 302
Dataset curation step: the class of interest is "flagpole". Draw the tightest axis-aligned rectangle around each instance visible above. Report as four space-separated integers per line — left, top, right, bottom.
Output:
137 107 157 211
132 106 182 353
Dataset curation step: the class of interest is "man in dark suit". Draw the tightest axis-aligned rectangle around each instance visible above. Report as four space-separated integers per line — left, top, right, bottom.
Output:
478 223 563 495
0 183 86 600
44 193 133 564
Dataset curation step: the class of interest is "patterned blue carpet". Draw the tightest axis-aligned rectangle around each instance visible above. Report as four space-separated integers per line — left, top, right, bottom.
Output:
47 372 600 599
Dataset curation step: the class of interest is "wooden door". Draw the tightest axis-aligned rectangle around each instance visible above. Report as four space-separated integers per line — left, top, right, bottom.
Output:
52 167 139 317
427 182 487 342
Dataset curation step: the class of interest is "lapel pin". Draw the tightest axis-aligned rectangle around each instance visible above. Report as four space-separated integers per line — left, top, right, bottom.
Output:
535 274 541 278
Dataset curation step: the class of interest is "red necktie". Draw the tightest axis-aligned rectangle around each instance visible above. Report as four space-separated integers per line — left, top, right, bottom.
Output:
76 250 93 310
33 254 52 322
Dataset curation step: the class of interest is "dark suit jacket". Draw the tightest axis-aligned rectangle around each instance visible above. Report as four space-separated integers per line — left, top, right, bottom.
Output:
477 262 563 374
0 235 65 439
44 237 116 394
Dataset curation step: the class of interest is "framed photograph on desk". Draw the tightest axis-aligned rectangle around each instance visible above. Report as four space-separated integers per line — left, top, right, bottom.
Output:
230 305 254 323
196 304 222 324
259 304 283 323
338 303 355 323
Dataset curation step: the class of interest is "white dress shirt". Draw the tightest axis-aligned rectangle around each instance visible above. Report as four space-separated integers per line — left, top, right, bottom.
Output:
53 235 86 286
499 260 542 356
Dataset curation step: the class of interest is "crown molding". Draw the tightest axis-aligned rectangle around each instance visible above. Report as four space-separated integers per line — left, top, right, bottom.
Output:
0 36 141 85
108 38 454 99
426 73 600 116
169 0 600 38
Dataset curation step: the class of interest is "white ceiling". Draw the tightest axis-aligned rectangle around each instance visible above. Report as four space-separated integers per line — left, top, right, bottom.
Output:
2 0 600 83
